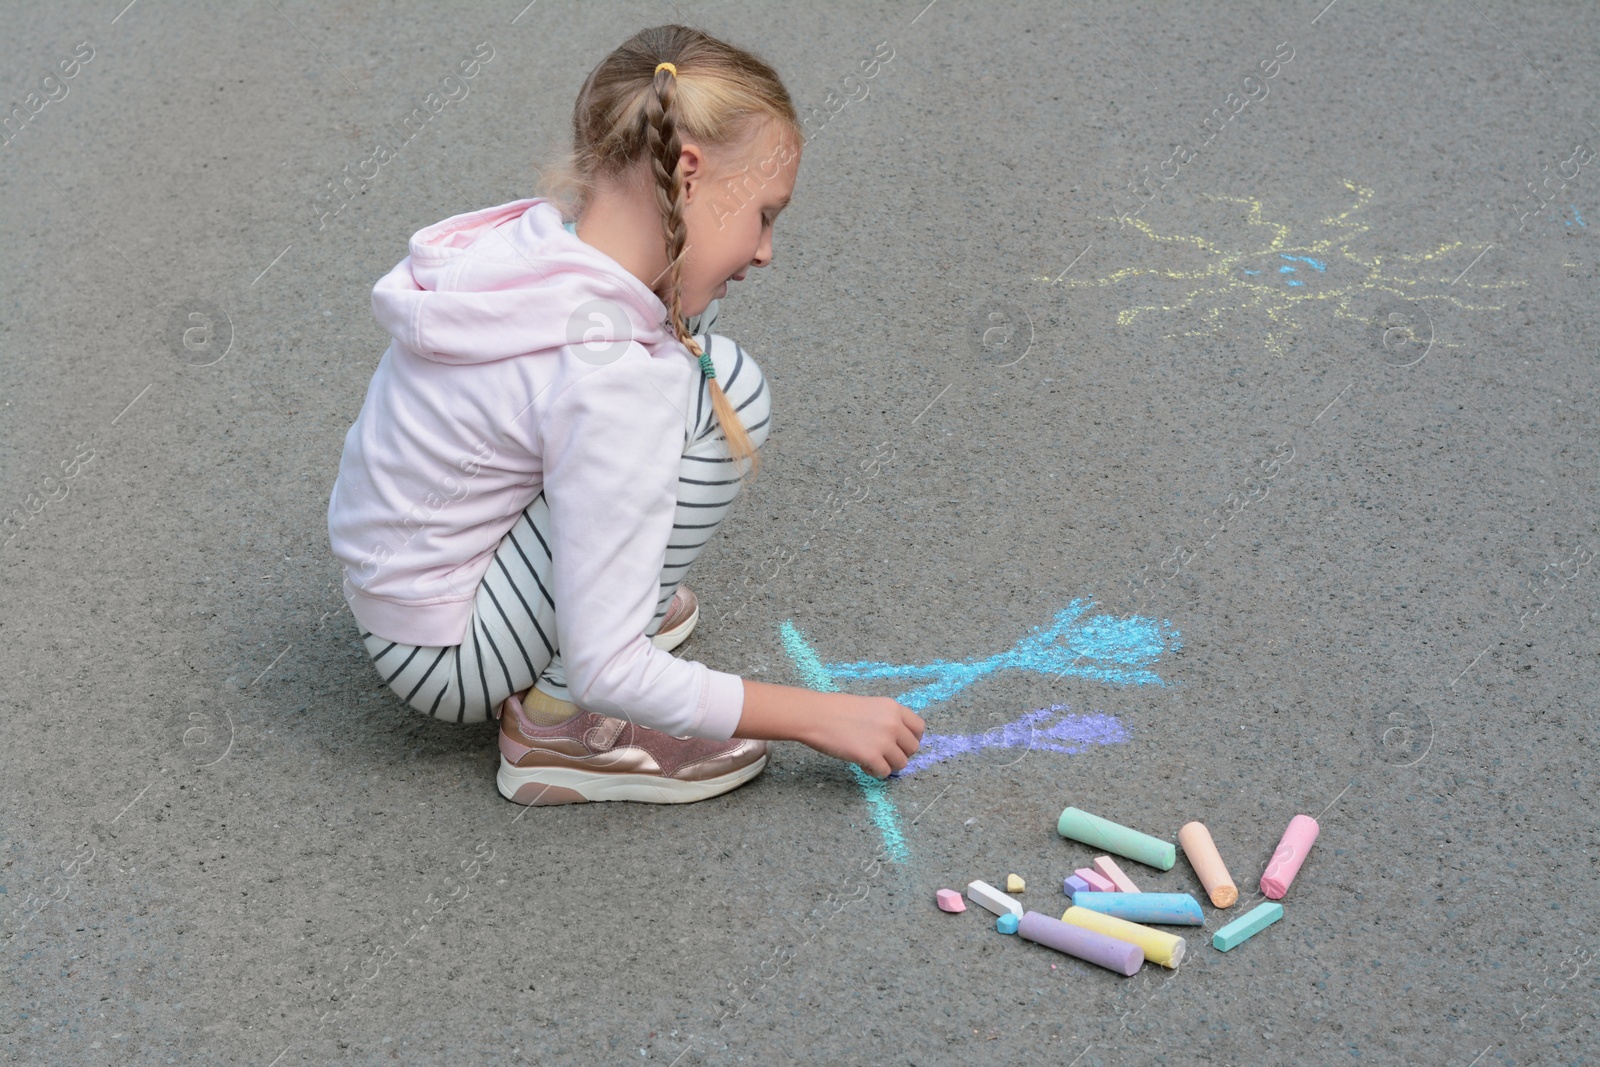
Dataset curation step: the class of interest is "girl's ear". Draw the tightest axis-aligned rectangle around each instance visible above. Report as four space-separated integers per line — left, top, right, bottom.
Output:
678 141 710 201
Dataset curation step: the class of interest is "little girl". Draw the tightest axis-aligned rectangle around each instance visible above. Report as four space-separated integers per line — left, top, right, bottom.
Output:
327 24 923 806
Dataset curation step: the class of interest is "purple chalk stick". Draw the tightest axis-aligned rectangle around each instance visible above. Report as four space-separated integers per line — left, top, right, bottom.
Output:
1063 874 1091 896
1017 910 1144 975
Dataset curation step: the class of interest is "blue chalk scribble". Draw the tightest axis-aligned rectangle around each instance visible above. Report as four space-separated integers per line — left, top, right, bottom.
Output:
780 600 1181 863
781 618 910 862
803 599 1180 710
1279 254 1328 271
1277 254 1325 287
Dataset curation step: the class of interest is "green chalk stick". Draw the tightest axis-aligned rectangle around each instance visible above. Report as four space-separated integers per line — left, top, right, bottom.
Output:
1056 807 1176 871
1213 902 1284 951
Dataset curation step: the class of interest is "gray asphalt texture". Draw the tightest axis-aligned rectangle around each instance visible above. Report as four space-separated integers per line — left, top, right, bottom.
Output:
2 1 1596 1064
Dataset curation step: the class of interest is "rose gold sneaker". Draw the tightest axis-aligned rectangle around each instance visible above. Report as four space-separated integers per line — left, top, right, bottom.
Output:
496 689 768 805
649 585 699 652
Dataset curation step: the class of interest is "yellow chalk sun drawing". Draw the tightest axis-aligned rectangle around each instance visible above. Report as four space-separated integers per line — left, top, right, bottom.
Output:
1038 181 1520 356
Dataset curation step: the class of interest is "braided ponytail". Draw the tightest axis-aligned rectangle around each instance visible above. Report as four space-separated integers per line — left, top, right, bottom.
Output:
641 62 761 482
537 26 802 482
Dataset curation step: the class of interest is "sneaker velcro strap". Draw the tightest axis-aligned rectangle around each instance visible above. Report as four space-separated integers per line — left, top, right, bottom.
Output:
583 716 628 751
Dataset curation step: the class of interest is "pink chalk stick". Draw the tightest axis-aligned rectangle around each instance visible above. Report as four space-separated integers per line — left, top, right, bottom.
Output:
936 888 966 913
1075 867 1116 894
1260 814 1319 899
1094 855 1141 893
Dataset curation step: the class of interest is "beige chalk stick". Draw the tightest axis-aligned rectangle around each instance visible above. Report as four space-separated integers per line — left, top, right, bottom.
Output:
1178 821 1237 908
1093 855 1140 893
1006 873 1026 894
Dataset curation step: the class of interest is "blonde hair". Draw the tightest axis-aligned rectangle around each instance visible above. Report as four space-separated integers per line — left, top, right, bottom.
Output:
536 24 801 482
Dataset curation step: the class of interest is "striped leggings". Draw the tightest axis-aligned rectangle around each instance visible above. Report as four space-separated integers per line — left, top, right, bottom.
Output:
359 316 771 725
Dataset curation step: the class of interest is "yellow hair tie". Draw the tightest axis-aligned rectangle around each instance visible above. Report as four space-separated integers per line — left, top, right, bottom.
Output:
654 61 677 77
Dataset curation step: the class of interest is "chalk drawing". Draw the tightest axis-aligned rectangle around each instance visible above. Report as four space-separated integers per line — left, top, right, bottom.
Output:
782 619 910 862
780 599 1179 863
788 598 1180 711
1036 180 1521 356
890 704 1129 777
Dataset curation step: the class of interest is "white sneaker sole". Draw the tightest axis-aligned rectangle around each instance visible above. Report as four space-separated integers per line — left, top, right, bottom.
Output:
496 751 766 806
649 601 699 653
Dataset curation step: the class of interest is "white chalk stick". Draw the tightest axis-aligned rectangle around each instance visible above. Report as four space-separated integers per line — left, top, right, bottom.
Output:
966 879 1023 918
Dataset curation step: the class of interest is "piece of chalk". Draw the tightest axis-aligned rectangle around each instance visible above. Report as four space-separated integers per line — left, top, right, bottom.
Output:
1072 891 1204 926
1063 874 1091 896
1075 868 1117 894
936 888 966 913
996 913 1020 935
1006 873 1026 894
1060 906 1186 968
967 879 1023 918
1093 855 1141 894
1260 815 1320 899
1178 821 1238 908
1056 806 1176 870
1017 910 1144 975
1213 901 1284 951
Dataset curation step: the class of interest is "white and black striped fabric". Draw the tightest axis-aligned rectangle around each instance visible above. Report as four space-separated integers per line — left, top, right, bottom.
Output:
358 317 770 725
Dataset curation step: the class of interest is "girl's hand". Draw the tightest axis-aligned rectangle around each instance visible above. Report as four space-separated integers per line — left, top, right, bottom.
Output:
801 695 925 778
736 680 924 777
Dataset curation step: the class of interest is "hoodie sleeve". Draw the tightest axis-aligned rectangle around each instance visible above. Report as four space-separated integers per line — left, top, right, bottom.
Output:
539 353 746 739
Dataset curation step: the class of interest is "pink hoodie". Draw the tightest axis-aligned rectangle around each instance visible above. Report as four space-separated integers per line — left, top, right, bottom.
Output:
327 197 746 739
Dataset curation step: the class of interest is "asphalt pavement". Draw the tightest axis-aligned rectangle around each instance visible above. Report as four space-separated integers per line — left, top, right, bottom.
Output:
1 2 1596 1064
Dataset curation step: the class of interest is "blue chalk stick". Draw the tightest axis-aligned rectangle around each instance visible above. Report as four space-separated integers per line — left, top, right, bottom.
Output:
1213 902 1284 951
996 913 1020 935
1063 875 1091 896
1072 891 1204 926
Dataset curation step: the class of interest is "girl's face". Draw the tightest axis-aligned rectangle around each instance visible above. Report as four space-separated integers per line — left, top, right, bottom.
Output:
677 121 801 318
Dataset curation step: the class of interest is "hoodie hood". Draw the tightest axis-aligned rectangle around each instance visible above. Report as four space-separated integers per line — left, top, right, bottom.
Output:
371 197 674 365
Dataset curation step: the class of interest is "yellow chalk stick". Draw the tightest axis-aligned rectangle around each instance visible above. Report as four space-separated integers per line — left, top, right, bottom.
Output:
1060 905 1186 968
1006 873 1025 894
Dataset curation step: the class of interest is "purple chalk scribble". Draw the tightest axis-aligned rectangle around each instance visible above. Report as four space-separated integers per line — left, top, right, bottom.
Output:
891 703 1128 777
